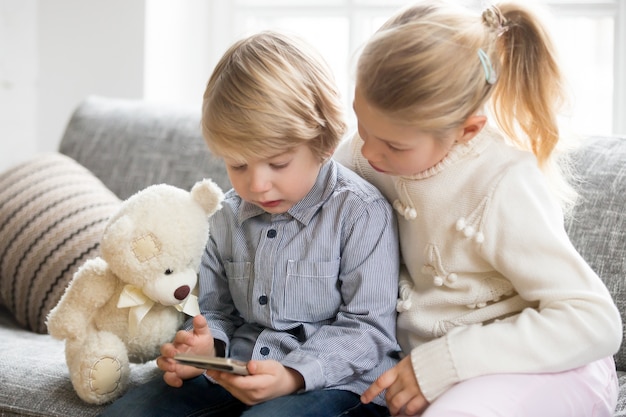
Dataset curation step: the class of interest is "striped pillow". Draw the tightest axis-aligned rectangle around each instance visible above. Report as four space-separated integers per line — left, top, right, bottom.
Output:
0 153 120 333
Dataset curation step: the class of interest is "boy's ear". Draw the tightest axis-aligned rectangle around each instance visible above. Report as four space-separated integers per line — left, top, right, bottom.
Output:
323 147 337 162
458 115 487 143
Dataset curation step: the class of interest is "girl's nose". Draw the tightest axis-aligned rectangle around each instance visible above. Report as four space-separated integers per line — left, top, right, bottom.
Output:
360 137 379 161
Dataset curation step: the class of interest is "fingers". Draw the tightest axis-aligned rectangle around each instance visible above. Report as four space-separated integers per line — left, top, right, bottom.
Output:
170 315 209 345
192 314 210 336
158 354 205 382
386 389 428 416
162 371 184 388
246 359 274 376
361 377 388 404
156 354 176 372
382 357 428 416
171 328 194 347
160 342 178 358
403 396 429 416
168 315 211 349
385 388 414 416
206 361 293 406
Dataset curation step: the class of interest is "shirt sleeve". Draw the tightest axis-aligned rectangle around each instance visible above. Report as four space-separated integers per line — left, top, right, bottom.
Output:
410 160 622 401
281 195 401 390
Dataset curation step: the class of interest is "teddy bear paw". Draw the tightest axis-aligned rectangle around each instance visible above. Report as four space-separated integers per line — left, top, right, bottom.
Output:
88 356 122 395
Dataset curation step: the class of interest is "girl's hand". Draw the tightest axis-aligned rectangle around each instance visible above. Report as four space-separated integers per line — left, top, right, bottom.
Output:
157 315 216 387
206 360 304 405
361 355 428 416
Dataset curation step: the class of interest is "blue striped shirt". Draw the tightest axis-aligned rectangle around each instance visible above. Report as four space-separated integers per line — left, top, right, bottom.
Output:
193 159 400 404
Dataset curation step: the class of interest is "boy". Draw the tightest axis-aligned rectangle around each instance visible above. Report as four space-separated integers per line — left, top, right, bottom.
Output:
98 31 399 417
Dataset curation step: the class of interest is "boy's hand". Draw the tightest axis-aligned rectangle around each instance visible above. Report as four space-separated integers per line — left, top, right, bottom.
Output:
206 360 304 405
361 355 428 416
157 315 217 387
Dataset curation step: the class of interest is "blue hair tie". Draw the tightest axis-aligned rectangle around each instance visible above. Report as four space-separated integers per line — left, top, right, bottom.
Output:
478 48 497 84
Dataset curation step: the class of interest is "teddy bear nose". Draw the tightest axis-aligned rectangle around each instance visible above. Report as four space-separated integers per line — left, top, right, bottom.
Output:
174 285 191 301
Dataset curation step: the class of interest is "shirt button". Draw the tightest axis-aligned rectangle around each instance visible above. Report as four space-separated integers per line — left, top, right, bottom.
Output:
258 295 268 305
260 347 270 356
266 229 277 238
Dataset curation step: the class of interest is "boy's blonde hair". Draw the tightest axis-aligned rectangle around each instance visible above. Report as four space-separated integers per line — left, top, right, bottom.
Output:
202 31 346 162
357 1 564 167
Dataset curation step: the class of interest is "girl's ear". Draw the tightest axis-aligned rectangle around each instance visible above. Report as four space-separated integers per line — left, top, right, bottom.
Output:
458 115 487 143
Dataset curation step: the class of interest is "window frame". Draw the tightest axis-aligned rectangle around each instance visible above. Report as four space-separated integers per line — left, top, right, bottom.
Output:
193 0 626 135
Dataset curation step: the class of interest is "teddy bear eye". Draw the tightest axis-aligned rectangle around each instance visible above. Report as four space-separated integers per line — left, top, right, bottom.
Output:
165 269 173 275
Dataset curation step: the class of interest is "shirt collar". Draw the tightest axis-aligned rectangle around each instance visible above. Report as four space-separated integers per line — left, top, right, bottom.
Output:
237 160 336 226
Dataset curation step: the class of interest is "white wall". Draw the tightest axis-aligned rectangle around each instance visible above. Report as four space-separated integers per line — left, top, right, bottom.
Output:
0 0 38 171
0 0 145 172
144 0 215 107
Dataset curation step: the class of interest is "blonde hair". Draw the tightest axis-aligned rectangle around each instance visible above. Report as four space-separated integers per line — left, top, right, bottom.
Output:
357 1 576 209
202 31 346 162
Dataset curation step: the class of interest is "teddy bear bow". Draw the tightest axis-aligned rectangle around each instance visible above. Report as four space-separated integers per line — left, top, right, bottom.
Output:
117 284 200 334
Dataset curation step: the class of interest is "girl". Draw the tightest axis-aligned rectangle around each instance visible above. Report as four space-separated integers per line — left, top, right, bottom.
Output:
335 2 622 416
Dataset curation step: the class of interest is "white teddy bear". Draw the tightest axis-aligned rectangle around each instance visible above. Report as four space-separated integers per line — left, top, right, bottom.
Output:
46 179 224 404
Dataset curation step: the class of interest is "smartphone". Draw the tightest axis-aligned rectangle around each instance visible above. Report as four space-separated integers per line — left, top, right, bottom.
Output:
173 353 249 375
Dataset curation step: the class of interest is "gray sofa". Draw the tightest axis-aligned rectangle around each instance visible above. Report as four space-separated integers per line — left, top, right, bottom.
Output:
0 96 624 416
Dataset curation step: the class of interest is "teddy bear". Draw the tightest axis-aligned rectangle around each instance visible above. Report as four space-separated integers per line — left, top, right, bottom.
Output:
46 178 224 404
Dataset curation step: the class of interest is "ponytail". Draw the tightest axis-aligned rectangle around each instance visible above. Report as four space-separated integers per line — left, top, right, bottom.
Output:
489 3 566 167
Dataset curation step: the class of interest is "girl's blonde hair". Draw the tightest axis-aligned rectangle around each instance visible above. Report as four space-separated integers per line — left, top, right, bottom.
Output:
202 31 346 162
357 1 576 211
357 1 575 208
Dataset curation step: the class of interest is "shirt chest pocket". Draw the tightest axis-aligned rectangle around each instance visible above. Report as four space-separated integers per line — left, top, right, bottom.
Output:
283 259 341 323
225 261 252 313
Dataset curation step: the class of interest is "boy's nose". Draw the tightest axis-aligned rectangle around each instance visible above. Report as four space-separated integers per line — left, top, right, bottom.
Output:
248 172 272 193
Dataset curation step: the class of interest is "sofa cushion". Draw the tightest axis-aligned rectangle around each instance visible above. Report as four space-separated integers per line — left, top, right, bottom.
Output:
0 153 120 333
565 135 626 371
59 96 232 200
0 306 160 416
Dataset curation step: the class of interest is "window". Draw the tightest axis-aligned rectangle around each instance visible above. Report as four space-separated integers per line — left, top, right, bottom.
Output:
145 0 625 136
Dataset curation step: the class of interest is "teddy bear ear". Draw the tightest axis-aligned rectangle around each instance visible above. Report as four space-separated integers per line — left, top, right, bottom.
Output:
191 179 224 216
101 214 133 257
